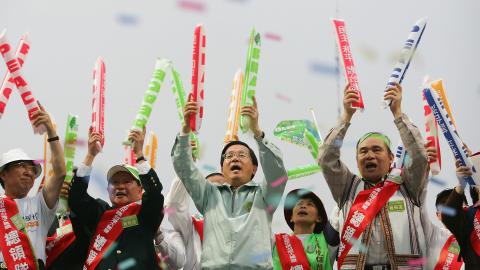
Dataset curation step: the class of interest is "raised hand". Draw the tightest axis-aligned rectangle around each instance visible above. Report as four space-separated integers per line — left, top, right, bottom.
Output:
342 83 358 123
182 94 198 134
383 82 403 119
32 101 56 138
129 127 146 158
240 96 262 138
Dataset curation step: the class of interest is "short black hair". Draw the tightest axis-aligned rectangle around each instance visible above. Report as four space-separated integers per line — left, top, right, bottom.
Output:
220 141 258 167
435 189 454 208
435 188 467 208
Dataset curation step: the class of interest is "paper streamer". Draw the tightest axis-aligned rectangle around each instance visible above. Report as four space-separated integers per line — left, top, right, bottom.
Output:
123 145 136 166
92 57 105 152
123 58 171 145
422 91 441 175
331 19 364 110
431 79 456 128
287 164 321 180
224 69 243 144
0 29 45 134
171 66 200 159
423 87 479 185
0 33 30 118
144 131 158 169
383 17 427 108
273 120 321 147
240 28 261 133
58 115 79 214
39 122 57 192
189 24 206 133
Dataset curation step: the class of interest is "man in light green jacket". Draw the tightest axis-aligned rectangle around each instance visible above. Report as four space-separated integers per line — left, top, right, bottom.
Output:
172 97 287 269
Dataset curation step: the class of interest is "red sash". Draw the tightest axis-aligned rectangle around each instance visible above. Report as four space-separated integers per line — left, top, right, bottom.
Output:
0 196 38 270
191 215 204 242
470 207 480 255
337 169 402 268
45 220 76 268
84 201 142 270
433 235 463 270
275 233 311 270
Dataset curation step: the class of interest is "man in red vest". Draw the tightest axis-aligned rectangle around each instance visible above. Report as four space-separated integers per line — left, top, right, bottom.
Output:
0 103 66 269
318 83 429 269
68 128 164 270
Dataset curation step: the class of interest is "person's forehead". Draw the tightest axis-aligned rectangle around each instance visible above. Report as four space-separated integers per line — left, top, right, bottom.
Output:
358 137 388 149
296 197 315 204
226 144 249 153
11 160 34 166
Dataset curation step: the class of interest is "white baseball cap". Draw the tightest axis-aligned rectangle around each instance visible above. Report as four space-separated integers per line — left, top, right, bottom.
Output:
107 164 141 186
0 148 42 179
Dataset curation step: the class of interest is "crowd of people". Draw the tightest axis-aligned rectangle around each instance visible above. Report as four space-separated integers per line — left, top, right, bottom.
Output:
0 78 478 270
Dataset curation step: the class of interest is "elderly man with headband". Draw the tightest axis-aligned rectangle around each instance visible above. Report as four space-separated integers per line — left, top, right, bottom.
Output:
318 82 428 269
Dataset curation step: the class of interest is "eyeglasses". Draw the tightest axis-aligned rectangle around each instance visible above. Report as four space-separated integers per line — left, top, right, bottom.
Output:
222 151 249 160
9 161 37 175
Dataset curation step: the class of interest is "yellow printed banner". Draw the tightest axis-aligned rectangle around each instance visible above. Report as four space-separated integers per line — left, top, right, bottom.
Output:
145 131 158 169
430 79 456 128
224 70 243 144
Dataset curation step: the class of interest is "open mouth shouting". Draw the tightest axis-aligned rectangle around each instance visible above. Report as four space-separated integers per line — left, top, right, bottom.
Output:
230 164 242 173
297 210 309 217
115 191 127 198
365 161 378 172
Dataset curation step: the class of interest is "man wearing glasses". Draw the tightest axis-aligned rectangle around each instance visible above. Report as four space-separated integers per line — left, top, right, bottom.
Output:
0 104 66 269
172 97 287 269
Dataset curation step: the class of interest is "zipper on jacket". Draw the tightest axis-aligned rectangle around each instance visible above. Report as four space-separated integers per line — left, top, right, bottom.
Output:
231 189 236 214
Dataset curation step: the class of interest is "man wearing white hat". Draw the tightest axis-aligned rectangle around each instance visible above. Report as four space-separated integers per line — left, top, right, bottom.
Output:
0 104 66 269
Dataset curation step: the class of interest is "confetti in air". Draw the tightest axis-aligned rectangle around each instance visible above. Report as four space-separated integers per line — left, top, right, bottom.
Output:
275 92 292 103
348 237 367 253
264 32 282 42
33 159 44 165
202 164 216 173
178 0 206 12
118 258 137 269
437 205 456 217
116 14 139 26
429 176 447 186
310 62 339 76
284 194 299 209
297 189 312 197
103 241 118 258
250 251 271 264
270 176 288 188
407 257 427 266
163 207 177 215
